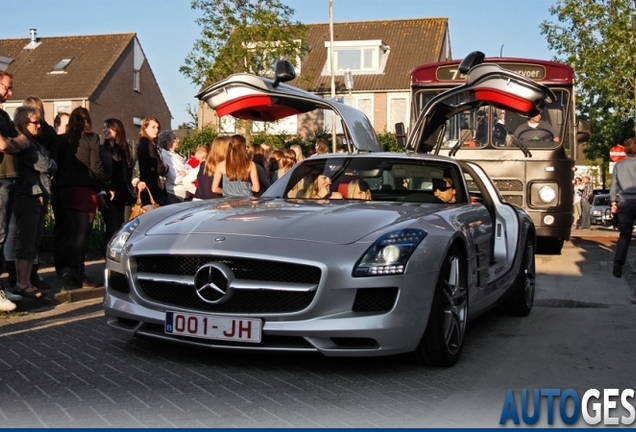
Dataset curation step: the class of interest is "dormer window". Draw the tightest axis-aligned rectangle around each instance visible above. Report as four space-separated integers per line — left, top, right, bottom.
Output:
50 58 72 74
323 40 389 75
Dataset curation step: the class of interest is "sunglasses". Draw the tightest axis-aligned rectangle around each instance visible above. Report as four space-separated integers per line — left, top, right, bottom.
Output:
436 184 452 192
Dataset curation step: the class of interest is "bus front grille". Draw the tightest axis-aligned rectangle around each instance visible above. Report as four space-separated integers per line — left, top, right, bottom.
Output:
503 195 523 206
494 179 523 191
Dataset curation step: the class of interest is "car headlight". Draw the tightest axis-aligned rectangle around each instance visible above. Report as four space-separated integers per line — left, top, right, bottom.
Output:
354 229 427 277
538 185 557 204
592 210 601 216
107 218 140 262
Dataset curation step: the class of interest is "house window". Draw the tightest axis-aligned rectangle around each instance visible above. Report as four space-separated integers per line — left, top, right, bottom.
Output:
2 103 21 120
50 58 72 74
133 116 142 126
323 40 389 74
387 93 409 132
323 94 374 134
133 69 141 92
219 116 236 134
54 101 72 116
253 116 297 135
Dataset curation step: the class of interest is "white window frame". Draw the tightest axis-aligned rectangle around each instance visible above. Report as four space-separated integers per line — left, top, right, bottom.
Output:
53 101 72 116
2 102 21 120
252 116 297 135
219 116 236 134
323 40 389 74
387 92 410 133
324 94 374 133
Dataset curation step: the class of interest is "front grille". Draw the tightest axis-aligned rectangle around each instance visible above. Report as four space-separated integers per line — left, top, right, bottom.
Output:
134 255 321 314
493 179 524 191
139 280 315 313
352 287 398 312
109 271 130 294
503 195 524 206
136 255 320 284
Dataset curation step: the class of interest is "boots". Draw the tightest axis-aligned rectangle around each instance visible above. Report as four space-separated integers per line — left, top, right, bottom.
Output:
31 263 52 290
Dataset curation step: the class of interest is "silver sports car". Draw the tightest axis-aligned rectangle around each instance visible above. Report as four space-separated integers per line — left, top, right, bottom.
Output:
104 54 542 366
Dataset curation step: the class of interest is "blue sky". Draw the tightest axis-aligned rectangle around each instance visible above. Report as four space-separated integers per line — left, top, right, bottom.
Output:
3 0 559 127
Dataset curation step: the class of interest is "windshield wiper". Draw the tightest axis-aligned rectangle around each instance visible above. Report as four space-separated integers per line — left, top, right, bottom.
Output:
502 126 532 158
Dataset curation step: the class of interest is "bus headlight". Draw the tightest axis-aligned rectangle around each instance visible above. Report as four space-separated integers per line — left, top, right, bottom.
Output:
538 186 557 204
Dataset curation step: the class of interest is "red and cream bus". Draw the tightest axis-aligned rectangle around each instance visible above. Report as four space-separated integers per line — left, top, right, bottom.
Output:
407 56 587 254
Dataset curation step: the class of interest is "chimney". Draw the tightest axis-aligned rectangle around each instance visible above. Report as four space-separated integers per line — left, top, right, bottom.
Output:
24 28 41 50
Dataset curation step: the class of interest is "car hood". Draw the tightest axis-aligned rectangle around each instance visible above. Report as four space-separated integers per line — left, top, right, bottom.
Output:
143 199 438 245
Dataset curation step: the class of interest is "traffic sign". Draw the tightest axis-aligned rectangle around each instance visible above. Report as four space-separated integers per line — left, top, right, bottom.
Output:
610 144 627 162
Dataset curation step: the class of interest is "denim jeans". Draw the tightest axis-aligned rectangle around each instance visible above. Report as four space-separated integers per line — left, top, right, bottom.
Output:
0 178 16 246
580 200 591 228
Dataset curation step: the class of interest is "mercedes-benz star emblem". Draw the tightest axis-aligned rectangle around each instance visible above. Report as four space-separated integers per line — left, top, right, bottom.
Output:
193 262 235 304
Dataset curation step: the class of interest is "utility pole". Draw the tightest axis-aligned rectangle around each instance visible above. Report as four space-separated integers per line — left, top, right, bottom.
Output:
329 0 337 152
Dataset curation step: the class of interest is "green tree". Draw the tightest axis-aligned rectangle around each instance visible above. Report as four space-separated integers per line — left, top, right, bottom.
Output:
180 0 309 88
540 0 636 163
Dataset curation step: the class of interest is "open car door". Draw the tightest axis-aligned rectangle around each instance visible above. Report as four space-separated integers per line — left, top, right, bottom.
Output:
196 64 382 153
406 51 556 155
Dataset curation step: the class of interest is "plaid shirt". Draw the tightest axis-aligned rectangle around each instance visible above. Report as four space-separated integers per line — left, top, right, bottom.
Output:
581 182 594 201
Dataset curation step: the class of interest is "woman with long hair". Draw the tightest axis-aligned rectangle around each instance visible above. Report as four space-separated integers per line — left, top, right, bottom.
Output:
136 117 167 205
54 107 108 288
101 118 135 242
190 136 230 200
212 134 259 197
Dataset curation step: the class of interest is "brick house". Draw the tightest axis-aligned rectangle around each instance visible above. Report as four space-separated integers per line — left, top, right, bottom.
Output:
0 30 171 138
198 17 451 137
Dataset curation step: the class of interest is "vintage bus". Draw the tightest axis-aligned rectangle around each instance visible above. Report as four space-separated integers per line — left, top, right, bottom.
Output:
407 57 586 254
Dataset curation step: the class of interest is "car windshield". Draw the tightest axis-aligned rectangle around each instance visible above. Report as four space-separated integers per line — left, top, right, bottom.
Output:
594 195 610 206
263 156 467 204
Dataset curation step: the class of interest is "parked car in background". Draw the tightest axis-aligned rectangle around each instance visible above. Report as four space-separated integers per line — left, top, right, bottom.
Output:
103 55 551 367
590 193 612 226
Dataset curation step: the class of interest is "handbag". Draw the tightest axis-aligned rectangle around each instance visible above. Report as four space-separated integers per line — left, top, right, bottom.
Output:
129 188 160 220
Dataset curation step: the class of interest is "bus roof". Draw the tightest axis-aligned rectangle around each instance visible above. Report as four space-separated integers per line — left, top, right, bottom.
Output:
411 57 574 86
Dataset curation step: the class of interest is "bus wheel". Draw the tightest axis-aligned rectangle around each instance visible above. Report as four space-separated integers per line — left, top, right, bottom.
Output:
536 237 563 255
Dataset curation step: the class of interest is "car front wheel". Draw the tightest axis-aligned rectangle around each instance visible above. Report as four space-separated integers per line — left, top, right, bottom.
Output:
499 238 535 317
412 246 468 367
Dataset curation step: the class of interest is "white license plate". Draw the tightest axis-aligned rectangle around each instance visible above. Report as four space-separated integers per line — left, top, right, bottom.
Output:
165 311 262 343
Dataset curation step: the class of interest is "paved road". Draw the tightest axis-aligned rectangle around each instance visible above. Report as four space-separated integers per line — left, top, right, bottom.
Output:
1 229 634 427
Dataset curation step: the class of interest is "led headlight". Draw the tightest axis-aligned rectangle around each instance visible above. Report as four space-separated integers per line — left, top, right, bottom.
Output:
354 228 427 277
538 185 557 204
107 218 140 262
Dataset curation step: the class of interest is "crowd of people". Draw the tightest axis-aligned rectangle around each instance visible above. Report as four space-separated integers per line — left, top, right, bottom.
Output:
0 69 357 311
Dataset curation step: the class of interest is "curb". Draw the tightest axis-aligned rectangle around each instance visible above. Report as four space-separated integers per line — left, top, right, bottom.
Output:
14 287 104 312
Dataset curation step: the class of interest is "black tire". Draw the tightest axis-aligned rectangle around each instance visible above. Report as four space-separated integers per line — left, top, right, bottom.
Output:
411 246 468 367
499 239 535 317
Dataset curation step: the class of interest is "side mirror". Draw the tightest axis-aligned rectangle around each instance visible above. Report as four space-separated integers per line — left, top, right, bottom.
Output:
395 122 407 148
458 51 486 74
577 119 591 143
272 60 296 88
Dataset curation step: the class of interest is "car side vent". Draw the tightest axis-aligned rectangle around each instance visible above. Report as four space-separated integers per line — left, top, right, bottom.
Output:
109 271 130 294
352 287 398 312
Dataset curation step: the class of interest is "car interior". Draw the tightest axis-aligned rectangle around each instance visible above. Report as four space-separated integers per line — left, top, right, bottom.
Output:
281 157 468 204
